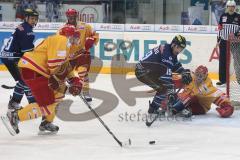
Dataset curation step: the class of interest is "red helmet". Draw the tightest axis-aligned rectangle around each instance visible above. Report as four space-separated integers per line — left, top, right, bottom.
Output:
66 8 77 17
195 65 208 75
60 25 80 37
194 65 208 83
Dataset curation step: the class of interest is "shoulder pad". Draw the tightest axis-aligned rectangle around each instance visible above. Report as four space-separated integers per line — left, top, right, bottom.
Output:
17 25 24 31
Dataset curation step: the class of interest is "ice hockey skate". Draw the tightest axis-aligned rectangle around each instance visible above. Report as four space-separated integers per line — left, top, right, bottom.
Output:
1 109 19 136
38 119 59 135
8 96 22 111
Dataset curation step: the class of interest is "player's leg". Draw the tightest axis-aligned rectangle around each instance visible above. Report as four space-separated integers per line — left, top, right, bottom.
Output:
2 59 23 109
21 68 59 133
148 93 167 115
2 59 35 109
70 53 92 101
82 73 92 102
178 93 206 115
217 40 227 86
135 62 167 92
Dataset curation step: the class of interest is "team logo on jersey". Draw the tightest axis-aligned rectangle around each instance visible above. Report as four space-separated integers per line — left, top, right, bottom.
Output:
57 50 66 57
222 16 227 22
22 59 28 64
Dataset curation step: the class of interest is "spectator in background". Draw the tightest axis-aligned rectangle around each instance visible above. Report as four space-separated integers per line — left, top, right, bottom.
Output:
211 0 226 25
45 0 62 22
14 0 38 21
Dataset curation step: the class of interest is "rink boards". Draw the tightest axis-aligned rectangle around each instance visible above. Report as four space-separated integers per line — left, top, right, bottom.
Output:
0 24 219 79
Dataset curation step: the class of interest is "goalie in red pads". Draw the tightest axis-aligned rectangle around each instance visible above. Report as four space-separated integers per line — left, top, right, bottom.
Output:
175 65 234 118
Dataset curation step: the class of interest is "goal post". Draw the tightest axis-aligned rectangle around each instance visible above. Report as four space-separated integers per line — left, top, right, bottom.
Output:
226 34 240 106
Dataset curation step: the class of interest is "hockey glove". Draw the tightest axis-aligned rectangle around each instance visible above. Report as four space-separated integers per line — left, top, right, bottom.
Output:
68 77 82 96
181 69 192 85
48 75 62 90
69 52 91 69
85 37 95 50
48 63 71 90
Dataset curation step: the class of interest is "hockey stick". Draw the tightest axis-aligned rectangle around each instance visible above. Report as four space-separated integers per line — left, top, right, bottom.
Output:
79 94 131 147
1 84 15 89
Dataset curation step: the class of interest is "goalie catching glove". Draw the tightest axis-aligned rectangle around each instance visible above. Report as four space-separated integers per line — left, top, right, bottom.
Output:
181 69 192 85
68 77 82 96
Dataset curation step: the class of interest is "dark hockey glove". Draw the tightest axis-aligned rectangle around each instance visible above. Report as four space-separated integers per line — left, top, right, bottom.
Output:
181 69 192 85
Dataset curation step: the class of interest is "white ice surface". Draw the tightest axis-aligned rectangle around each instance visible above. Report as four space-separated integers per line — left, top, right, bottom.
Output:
0 72 240 160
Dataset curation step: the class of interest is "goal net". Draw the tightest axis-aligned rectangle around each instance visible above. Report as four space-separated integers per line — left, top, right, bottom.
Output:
226 35 240 106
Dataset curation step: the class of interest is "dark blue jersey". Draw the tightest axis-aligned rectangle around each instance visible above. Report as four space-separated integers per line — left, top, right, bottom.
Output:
141 44 184 83
1 22 35 59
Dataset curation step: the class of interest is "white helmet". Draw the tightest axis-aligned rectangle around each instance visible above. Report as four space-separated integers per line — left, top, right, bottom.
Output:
226 0 236 7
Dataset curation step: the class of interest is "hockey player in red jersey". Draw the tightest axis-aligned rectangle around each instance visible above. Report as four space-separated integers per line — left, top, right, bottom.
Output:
60 8 99 102
175 65 234 118
1 25 85 136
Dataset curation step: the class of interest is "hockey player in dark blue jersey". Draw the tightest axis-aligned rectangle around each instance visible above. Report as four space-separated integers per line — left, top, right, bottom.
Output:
135 35 192 118
0 8 39 110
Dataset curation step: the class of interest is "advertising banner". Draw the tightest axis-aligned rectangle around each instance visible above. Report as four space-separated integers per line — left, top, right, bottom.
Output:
0 29 219 74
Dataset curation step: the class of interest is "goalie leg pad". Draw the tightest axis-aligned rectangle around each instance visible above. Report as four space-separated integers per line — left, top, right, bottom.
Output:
216 103 234 118
178 93 206 115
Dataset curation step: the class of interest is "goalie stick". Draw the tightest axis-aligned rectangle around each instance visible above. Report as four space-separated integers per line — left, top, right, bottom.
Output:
1 84 15 89
79 94 131 147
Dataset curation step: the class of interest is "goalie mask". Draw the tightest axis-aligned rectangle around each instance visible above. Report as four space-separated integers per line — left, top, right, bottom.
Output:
194 65 208 84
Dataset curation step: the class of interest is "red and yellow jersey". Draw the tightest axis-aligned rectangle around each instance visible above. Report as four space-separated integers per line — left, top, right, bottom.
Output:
182 75 230 111
76 21 99 50
18 34 79 78
58 21 99 51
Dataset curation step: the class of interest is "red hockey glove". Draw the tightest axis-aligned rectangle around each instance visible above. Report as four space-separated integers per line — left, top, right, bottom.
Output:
85 37 95 50
216 103 234 118
48 63 70 90
68 77 82 96
69 52 91 69
48 75 62 90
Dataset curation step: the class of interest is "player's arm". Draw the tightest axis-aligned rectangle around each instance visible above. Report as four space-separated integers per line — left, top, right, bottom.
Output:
84 24 99 50
217 14 223 45
17 26 34 53
172 60 192 85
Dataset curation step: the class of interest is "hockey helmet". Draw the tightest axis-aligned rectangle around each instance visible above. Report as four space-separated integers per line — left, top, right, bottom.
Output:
194 65 208 84
24 8 39 17
66 8 77 17
60 25 80 37
226 0 236 7
171 35 186 49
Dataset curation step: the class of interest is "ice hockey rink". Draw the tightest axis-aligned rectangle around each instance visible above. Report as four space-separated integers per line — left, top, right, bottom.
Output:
1 71 240 160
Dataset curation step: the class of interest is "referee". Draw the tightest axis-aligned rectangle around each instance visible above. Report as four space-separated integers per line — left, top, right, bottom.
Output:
216 0 240 86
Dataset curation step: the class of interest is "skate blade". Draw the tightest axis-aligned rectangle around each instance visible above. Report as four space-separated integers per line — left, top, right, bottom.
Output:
38 130 58 136
1 116 17 136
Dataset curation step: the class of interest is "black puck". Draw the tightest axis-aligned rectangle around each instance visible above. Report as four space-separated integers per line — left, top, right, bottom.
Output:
149 141 156 145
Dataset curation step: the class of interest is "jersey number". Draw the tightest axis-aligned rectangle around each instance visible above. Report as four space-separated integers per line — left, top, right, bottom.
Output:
4 37 13 50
